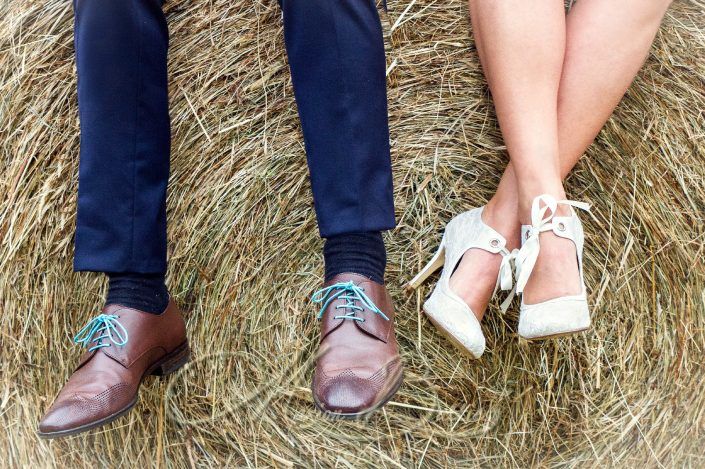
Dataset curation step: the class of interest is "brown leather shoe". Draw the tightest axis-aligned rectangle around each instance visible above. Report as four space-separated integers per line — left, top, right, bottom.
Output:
37 300 189 438
311 273 403 418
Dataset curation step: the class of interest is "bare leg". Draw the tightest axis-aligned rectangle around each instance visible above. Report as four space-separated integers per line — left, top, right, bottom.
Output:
449 0 567 315
451 0 672 318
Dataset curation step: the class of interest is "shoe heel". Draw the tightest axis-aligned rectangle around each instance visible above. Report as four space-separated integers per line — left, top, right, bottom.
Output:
406 238 446 291
152 342 190 376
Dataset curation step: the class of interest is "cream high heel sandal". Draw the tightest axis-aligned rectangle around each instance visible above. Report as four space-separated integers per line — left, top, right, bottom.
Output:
407 207 517 358
514 194 591 340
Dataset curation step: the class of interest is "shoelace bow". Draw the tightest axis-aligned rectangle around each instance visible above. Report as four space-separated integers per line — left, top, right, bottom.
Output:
497 247 520 313
312 281 389 322
514 194 590 296
73 314 129 352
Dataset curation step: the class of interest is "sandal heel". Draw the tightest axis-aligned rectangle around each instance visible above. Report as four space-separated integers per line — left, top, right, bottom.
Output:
406 238 446 291
152 342 190 376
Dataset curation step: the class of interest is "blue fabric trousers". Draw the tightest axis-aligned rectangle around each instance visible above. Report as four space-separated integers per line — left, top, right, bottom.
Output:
72 0 395 274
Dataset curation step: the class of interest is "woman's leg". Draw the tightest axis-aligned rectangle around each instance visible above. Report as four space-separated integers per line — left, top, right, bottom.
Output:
452 0 673 317
450 0 568 313
487 0 674 229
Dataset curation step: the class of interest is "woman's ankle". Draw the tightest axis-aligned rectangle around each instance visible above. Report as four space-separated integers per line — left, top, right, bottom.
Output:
517 184 568 223
483 196 521 249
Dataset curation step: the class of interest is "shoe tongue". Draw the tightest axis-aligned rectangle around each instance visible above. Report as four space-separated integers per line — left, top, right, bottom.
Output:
72 305 131 370
319 277 393 343
75 346 127 372
75 305 148 370
520 225 532 246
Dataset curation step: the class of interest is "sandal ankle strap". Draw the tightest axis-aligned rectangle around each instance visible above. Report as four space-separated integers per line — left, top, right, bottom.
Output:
515 194 590 294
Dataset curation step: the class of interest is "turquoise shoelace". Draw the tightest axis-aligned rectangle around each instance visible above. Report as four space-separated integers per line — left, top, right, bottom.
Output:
73 314 129 352
311 281 389 322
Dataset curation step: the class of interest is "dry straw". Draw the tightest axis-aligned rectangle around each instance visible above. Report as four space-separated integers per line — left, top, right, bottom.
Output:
1 0 704 467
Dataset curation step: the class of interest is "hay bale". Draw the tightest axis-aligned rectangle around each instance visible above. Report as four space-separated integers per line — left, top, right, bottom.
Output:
1 0 703 466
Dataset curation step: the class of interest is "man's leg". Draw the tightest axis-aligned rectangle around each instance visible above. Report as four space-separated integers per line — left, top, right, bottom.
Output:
38 0 188 439
280 0 395 239
73 0 170 313
280 0 394 285
280 0 402 417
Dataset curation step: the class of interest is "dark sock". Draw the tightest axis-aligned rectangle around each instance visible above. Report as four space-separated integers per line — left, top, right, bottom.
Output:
324 232 387 284
106 272 169 315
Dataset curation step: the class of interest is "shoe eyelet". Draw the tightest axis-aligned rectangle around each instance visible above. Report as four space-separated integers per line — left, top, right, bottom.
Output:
557 222 566 232
490 238 500 248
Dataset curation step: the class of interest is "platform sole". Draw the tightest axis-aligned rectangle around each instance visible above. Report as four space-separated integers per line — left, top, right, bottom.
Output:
521 327 590 341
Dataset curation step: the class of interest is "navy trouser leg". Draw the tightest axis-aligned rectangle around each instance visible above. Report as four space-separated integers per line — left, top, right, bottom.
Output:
281 0 396 237
73 0 170 274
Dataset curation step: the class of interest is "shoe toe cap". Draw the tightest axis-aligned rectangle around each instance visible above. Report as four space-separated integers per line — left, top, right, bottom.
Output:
38 399 91 435
424 290 486 358
518 297 590 339
313 364 401 416
319 376 376 414
38 383 135 436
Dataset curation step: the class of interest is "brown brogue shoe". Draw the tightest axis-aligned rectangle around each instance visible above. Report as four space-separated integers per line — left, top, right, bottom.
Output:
311 273 403 418
37 299 188 438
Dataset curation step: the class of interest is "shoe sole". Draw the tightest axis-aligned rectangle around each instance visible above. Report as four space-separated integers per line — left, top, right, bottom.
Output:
312 369 404 420
423 307 482 360
522 327 590 341
37 341 190 439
